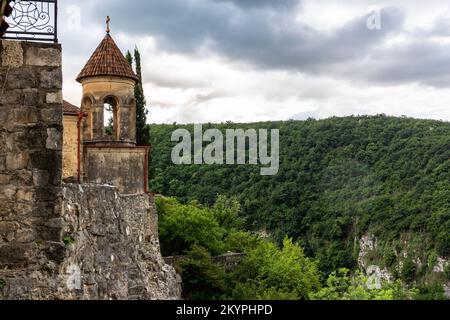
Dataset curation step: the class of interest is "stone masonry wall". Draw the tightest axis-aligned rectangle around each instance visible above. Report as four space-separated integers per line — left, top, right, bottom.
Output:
84 146 147 194
59 184 180 300
0 40 64 272
62 115 79 180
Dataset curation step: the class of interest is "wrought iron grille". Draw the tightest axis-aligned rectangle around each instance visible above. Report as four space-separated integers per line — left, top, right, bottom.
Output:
2 0 57 42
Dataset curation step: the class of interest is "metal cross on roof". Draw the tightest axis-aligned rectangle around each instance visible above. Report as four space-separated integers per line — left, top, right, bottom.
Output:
106 15 110 34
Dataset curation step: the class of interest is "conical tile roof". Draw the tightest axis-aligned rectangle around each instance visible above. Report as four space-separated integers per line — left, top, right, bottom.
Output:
76 33 138 83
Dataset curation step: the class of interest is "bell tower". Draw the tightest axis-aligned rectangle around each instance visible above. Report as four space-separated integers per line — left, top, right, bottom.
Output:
75 17 149 194
76 16 138 146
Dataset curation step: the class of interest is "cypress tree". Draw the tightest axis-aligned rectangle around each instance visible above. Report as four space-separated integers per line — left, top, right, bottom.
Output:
134 47 149 145
125 50 133 66
125 49 149 145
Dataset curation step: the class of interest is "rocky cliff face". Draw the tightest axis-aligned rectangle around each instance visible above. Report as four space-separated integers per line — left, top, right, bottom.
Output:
357 234 449 298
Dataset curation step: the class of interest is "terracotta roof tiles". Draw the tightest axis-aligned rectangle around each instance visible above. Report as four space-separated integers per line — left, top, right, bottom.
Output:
76 33 138 83
63 100 80 116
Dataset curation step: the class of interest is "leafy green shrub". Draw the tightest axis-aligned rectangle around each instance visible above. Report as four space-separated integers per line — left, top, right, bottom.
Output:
180 245 226 300
401 259 417 283
223 230 261 253
310 268 417 300
230 238 321 300
444 263 450 281
212 195 245 230
436 232 450 257
157 197 226 256
63 236 75 247
414 283 447 300
384 247 397 267
427 251 438 269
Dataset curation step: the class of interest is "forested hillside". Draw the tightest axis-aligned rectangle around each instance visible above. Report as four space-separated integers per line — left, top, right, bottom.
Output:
148 115 450 291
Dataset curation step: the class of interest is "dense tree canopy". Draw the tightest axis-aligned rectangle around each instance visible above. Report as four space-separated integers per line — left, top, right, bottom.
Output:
150 116 450 298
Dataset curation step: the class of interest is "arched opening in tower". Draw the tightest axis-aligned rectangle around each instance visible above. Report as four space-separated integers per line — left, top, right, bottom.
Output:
104 96 118 138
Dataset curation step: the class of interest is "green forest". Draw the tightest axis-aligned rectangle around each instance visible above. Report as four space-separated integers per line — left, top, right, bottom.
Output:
147 115 450 300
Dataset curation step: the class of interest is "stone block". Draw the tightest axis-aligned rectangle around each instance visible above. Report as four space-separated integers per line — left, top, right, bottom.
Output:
1 41 24 67
4 67 36 89
1 188 17 201
6 153 30 170
31 201 56 218
30 151 56 170
13 169 33 185
33 169 50 187
23 89 39 107
11 106 38 125
16 189 34 202
0 89 23 104
9 129 46 153
0 174 11 185
46 92 63 104
40 107 62 124
13 202 33 217
0 202 13 217
25 47 61 67
0 244 30 266
46 128 62 150
40 69 62 89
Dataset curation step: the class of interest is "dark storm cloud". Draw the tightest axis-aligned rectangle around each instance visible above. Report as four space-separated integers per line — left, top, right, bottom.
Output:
88 1 402 67
360 40 450 87
211 7 405 72
77 0 450 87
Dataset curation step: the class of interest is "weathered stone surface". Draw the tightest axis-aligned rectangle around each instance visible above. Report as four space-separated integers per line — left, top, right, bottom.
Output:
58 184 181 300
32 169 50 187
0 184 181 300
40 107 62 124
3 67 36 90
84 147 148 194
0 174 11 185
6 153 30 171
10 106 39 125
1 41 23 67
25 47 61 67
0 41 63 298
0 244 31 266
40 69 62 89
23 89 39 107
46 128 62 150
46 92 63 104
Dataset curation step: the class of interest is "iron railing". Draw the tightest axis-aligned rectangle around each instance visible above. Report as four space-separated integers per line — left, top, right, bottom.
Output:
2 0 57 43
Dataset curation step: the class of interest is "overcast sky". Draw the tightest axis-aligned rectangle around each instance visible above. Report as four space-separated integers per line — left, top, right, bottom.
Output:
59 0 450 124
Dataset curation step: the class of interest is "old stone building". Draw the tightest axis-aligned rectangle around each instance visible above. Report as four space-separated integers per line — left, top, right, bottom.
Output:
62 100 83 180
62 30 149 195
0 25 181 299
